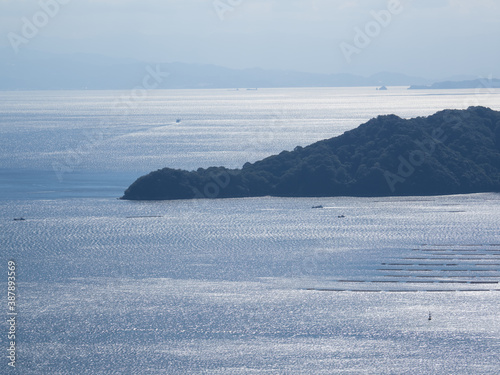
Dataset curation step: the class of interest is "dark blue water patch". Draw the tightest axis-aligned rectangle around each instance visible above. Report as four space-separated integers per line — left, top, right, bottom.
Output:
0 168 141 200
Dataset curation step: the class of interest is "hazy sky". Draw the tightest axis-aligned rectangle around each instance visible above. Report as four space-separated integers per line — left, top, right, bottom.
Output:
1 0 499 79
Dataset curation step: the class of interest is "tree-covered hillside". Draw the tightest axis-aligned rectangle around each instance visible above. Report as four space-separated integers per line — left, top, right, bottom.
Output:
122 107 500 200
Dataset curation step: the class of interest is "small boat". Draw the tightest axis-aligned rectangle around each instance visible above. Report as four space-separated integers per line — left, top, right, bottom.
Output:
176 119 182 123
338 214 345 218
428 312 432 321
13 217 26 221
312 205 323 209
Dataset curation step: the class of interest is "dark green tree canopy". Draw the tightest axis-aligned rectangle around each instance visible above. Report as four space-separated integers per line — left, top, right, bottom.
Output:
122 107 500 200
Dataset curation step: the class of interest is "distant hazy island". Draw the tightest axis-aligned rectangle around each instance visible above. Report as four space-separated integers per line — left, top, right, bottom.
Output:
409 78 500 90
122 107 500 200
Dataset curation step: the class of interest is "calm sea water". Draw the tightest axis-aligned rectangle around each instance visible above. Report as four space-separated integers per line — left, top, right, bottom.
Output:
1 87 500 374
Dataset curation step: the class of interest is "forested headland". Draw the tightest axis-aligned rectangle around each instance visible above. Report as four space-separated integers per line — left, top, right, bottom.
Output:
122 107 500 200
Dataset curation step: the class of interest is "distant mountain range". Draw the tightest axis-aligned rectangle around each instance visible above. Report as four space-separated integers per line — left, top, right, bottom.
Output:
0 49 435 90
409 78 500 90
122 107 500 200
1 49 496 90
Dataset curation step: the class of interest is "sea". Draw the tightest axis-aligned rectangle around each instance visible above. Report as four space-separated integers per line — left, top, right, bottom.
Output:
1 87 500 374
